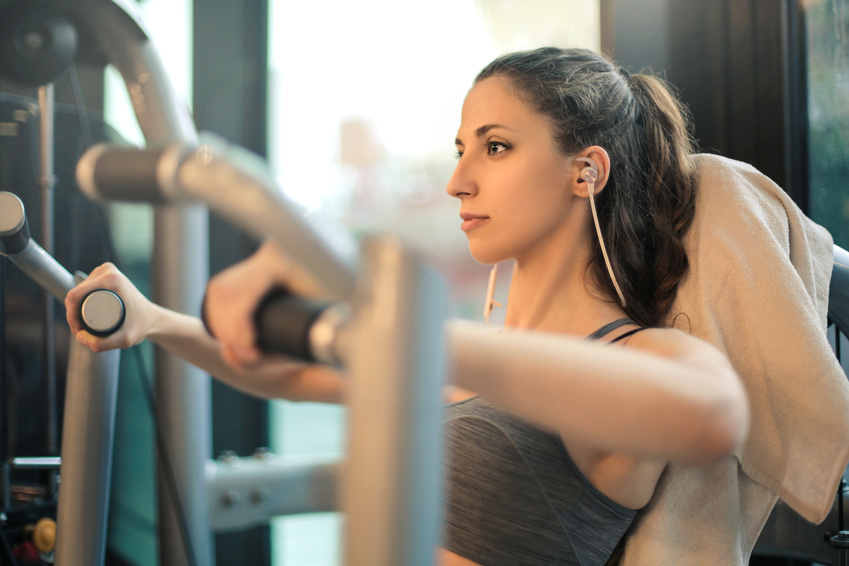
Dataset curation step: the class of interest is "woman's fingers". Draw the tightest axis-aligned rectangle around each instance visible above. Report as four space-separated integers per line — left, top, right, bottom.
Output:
73 328 128 352
205 268 268 351
204 242 294 358
64 262 153 352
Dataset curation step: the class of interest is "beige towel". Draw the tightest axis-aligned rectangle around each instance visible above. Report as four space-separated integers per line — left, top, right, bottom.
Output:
621 153 849 565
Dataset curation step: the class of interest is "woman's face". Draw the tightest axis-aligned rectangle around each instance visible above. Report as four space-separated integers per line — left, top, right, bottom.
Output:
447 76 582 265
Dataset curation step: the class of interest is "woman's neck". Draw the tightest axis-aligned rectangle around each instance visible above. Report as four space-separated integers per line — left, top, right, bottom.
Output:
502 241 626 336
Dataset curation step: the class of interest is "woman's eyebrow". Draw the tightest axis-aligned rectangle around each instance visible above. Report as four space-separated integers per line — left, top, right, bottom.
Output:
455 123 514 146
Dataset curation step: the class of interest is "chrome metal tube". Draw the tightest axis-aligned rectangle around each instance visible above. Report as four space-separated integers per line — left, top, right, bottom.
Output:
176 137 357 300
83 2 211 565
0 192 72 299
37 84 55 254
84 1 196 145
76 138 358 300
38 83 58 455
4 239 74 301
152 205 211 566
206 455 341 531
54 340 120 566
343 236 446 566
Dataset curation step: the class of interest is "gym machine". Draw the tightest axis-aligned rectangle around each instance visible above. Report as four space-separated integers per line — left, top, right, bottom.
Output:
77 133 448 566
1 0 447 564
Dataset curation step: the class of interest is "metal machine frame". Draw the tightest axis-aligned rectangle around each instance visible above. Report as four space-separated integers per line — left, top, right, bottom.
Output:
2 1 448 564
0 191 121 565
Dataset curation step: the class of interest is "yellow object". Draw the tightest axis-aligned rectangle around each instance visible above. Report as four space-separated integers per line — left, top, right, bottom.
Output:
32 517 56 553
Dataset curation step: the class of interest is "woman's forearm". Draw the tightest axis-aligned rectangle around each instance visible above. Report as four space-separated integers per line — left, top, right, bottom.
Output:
146 304 345 403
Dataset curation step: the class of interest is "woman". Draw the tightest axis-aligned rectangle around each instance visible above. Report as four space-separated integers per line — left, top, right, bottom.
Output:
67 48 748 565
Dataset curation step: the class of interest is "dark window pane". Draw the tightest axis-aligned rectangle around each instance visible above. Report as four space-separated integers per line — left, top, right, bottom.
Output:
807 0 849 249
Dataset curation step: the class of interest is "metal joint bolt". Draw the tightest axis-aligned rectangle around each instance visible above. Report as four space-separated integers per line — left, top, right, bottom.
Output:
830 530 849 548
220 490 241 507
253 447 273 461
24 32 44 50
250 488 269 505
217 450 238 465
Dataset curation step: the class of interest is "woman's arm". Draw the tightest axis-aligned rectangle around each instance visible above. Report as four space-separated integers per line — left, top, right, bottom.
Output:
65 261 345 403
196 242 746 465
145 305 345 402
447 321 748 466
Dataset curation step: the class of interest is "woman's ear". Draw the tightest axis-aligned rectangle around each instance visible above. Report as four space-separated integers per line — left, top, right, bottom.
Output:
572 146 611 198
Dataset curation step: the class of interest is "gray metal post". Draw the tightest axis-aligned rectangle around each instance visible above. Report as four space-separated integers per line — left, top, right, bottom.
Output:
37 84 59 457
54 341 120 566
1 239 74 301
153 205 210 566
343 236 446 566
82 3 212 564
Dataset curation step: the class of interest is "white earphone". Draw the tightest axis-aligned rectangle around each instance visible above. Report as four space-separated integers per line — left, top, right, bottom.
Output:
576 156 627 308
577 157 599 189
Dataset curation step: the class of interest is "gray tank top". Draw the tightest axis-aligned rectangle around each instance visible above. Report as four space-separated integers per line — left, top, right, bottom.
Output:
442 319 643 566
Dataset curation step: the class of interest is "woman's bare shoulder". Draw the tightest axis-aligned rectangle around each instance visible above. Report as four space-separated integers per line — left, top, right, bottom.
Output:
623 326 731 369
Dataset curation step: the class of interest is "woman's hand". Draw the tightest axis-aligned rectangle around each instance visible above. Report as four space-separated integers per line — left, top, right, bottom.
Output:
204 240 327 369
65 262 157 352
64 255 347 403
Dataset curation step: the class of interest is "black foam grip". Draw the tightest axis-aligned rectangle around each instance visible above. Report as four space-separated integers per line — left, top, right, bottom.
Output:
91 146 169 203
254 288 328 361
0 218 29 255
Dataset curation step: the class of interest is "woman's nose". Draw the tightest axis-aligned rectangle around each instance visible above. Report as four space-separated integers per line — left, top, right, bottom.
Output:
446 158 477 199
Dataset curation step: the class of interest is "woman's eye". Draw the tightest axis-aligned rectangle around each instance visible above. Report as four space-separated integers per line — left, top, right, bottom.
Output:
487 142 508 155
455 149 464 159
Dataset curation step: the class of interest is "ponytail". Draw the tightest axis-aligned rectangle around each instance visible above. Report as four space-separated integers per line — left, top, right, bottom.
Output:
610 72 697 326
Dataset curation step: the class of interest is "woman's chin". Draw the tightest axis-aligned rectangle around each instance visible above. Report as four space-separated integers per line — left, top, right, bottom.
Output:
467 246 508 266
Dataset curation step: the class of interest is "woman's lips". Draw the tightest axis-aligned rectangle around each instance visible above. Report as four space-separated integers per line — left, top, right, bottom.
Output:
460 213 490 232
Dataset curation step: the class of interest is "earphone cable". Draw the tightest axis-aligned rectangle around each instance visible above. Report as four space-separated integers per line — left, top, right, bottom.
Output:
588 193 627 308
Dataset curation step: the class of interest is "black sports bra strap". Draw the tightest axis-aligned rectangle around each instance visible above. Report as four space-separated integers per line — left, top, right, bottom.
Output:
609 327 647 343
586 318 638 340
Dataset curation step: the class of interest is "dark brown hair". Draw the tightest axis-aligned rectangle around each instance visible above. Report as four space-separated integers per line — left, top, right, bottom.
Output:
476 47 697 327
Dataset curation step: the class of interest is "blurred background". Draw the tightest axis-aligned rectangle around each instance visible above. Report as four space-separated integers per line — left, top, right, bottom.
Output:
0 0 846 564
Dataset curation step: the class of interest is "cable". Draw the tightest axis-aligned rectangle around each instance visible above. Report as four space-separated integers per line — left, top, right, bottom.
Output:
66 66 94 151
66 68 200 566
0 527 20 566
131 346 200 566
